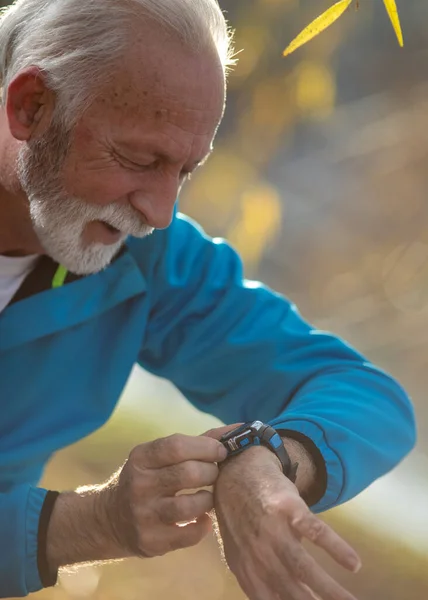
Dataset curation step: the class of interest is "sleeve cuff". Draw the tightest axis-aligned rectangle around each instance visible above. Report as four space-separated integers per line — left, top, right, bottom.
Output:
267 417 345 513
25 487 49 593
37 491 60 587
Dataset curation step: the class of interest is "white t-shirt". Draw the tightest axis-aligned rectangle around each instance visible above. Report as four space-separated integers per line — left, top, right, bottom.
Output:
0 254 39 314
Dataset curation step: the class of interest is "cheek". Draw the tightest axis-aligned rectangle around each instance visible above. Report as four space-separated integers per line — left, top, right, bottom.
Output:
61 123 140 206
63 162 140 206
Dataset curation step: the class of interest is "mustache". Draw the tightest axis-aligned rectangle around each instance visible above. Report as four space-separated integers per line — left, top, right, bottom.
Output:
90 202 154 238
29 190 155 239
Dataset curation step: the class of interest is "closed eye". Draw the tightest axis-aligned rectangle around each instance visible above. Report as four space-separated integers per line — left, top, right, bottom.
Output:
114 152 159 172
114 150 203 180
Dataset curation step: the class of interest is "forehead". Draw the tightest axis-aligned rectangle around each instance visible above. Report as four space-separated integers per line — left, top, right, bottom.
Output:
91 32 226 159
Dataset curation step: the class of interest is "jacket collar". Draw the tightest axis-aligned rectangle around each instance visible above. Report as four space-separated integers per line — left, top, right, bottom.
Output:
0 246 147 352
7 246 127 307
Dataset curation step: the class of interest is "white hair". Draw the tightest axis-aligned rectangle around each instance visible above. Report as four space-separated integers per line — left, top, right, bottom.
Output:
0 0 234 126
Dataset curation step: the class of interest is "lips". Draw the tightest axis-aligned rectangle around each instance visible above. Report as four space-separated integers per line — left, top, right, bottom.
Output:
102 221 120 234
84 220 124 246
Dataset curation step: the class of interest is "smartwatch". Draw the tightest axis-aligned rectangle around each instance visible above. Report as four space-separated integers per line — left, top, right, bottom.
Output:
220 420 298 483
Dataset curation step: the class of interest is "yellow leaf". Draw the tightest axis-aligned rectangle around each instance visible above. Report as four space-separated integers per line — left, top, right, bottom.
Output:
283 0 353 57
383 0 404 47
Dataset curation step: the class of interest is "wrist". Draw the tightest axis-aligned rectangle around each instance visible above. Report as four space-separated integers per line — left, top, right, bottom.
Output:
218 422 326 507
280 437 316 495
220 421 298 483
220 443 282 472
219 436 317 498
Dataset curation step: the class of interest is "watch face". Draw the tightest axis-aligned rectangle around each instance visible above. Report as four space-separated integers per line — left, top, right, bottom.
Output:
221 421 269 455
235 429 252 443
222 427 253 453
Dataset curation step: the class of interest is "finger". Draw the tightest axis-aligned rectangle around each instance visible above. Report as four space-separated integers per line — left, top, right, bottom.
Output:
242 578 277 600
138 514 212 556
274 576 318 600
256 554 317 600
291 513 361 572
158 490 214 525
157 460 219 494
235 565 278 600
137 433 227 468
166 514 212 551
281 580 319 600
284 544 358 600
195 512 213 533
202 423 244 440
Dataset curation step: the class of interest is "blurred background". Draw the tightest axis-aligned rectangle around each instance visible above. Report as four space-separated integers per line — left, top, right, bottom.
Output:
6 0 428 598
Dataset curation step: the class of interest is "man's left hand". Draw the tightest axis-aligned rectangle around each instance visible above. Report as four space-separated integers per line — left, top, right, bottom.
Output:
205 428 362 600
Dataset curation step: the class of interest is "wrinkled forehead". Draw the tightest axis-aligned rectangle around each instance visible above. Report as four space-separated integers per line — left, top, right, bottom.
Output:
100 29 226 138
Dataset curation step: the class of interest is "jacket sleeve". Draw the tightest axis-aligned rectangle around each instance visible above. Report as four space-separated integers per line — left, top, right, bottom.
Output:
0 485 47 597
135 212 416 513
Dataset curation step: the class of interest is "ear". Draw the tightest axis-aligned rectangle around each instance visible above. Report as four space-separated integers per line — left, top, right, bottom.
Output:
5 66 56 141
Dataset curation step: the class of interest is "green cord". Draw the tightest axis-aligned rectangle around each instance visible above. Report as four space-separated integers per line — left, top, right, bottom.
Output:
52 265 68 289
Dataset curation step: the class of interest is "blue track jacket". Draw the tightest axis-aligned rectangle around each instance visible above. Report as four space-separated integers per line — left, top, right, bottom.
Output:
0 212 416 596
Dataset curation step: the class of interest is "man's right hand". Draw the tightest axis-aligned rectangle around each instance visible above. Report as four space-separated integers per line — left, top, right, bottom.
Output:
46 433 228 571
102 432 228 557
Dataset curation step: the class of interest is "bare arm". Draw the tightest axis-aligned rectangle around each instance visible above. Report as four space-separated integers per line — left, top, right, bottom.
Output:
46 483 130 573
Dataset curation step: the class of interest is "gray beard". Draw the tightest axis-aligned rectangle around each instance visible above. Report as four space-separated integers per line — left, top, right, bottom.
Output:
17 122 153 275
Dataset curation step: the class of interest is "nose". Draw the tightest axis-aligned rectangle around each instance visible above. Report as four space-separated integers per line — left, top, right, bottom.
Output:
128 179 179 230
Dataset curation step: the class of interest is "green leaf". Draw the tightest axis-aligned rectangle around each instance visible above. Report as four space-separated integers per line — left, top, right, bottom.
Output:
383 0 404 47
283 0 353 57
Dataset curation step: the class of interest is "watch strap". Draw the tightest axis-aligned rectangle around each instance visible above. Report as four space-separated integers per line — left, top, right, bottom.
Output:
258 424 298 483
220 421 299 483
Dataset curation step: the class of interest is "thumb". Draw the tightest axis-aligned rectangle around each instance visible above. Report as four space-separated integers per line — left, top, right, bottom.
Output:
201 423 244 441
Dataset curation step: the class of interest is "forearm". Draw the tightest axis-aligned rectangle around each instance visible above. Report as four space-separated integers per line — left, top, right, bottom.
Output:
46 484 131 573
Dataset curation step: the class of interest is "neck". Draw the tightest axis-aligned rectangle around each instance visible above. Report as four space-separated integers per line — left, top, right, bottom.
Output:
0 110 44 256
0 186 44 256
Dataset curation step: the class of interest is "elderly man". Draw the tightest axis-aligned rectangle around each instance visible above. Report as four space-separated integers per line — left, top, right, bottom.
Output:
0 0 415 598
